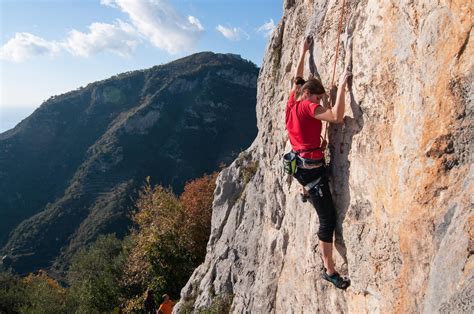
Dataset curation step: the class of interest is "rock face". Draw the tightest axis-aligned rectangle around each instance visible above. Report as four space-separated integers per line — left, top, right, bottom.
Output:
0 52 258 275
176 1 472 313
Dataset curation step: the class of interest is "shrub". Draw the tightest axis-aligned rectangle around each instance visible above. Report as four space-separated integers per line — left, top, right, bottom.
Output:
198 294 234 314
67 234 126 313
0 271 26 313
21 271 67 313
123 173 218 310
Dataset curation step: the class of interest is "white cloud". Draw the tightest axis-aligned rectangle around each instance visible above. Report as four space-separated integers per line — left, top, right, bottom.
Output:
1 0 204 62
0 20 139 62
103 0 204 54
257 19 275 38
216 25 249 41
188 16 204 32
100 0 117 7
64 20 139 57
0 33 61 62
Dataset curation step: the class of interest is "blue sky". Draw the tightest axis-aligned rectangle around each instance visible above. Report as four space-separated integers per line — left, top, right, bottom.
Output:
0 0 282 132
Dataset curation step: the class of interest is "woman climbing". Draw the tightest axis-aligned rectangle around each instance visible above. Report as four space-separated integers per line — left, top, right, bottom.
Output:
285 36 351 289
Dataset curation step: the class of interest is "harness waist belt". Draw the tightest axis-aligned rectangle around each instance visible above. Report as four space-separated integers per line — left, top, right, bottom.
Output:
299 163 323 169
295 153 325 170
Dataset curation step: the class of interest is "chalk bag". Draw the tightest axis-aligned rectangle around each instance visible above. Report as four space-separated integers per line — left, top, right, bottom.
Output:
282 151 297 175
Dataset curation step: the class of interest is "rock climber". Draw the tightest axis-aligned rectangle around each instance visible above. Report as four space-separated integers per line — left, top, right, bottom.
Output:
285 36 351 289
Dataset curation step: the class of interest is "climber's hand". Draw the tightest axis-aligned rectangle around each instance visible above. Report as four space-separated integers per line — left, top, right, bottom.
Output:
338 70 352 88
302 36 312 52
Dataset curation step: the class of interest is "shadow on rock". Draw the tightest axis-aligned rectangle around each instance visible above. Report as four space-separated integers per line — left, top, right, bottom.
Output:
328 23 364 271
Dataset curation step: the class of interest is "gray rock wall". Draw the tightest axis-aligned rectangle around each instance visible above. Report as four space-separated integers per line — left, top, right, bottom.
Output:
176 0 473 312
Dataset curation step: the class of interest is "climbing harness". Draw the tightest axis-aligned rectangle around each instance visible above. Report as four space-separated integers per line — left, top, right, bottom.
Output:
282 149 324 175
304 176 322 193
295 151 325 169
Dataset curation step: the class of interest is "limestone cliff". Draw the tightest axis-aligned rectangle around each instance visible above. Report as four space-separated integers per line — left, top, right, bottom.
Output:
175 1 472 313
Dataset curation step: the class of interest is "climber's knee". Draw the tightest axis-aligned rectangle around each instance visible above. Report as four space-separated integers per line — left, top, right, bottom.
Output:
317 233 333 243
306 176 337 243
317 215 336 243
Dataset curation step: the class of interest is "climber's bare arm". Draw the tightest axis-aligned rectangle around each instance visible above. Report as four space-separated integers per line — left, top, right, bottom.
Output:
295 38 310 78
291 37 312 93
314 70 352 123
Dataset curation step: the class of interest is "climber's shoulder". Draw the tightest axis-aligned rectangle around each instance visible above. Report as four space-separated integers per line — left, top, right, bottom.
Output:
288 89 297 106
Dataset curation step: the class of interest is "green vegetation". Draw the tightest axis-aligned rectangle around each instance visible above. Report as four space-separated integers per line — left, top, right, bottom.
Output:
179 294 234 314
0 172 219 312
179 298 197 313
0 270 67 313
0 271 25 313
199 294 234 314
67 234 126 313
21 271 67 313
225 152 260 208
123 173 218 311
103 86 126 105
242 160 259 184
235 151 259 186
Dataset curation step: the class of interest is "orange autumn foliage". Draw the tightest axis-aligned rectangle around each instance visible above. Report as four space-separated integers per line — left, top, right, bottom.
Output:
21 270 67 312
23 270 65 293
123 172 218 309
180 172 219 259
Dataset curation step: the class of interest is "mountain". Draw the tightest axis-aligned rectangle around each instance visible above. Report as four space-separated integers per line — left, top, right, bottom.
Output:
0 52 259 274
175 1 472 313
0 107 36 133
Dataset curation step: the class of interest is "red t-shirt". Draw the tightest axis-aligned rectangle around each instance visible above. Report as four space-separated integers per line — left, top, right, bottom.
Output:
285 90 324 160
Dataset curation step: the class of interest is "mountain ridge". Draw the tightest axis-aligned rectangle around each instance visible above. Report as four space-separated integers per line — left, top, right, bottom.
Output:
0 52 259 274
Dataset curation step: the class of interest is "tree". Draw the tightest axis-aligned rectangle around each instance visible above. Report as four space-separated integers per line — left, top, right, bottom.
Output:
180 173 218 261
21 271 66 314
0 269 67 314
123 173 218 310
67 234 126 313
0 271 26 313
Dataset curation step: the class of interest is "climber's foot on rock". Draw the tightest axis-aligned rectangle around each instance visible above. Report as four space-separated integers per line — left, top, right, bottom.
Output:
300 193 309 203
322 269 351 290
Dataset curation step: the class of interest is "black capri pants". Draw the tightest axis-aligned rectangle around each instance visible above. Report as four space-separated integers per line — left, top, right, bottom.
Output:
293 165 336 243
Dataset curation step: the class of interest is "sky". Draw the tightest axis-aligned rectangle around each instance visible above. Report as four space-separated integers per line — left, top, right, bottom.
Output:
0 0 283 132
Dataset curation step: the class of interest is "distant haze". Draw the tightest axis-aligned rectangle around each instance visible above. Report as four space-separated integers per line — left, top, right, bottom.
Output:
0 107 36 133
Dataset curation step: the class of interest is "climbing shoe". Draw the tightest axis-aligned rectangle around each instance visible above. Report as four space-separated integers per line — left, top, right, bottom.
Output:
322 269 351 290
300 193 308 203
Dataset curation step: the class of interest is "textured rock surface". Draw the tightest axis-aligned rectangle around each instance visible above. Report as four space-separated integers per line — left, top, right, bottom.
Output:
175 1 472 313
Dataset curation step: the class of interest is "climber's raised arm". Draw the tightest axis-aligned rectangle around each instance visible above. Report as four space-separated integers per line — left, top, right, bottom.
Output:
314 70 352 123
295 37 311 78
291 37 312 92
